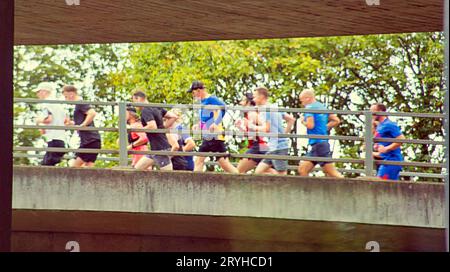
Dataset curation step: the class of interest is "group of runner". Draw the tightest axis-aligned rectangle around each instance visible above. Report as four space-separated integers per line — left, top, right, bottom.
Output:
33 80 405 180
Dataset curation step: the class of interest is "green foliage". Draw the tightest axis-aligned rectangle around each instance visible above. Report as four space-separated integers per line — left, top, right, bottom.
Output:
14 33 445 181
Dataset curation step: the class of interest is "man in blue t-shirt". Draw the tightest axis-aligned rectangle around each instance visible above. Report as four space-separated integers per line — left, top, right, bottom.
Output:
188 81 238 173
370 103 405 180
298 88 343 178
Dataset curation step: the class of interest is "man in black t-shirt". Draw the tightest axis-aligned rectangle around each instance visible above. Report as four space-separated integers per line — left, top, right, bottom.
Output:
63 85 101 167
132 90 180 171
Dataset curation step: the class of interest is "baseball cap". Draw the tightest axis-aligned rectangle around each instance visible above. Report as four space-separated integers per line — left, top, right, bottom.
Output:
34 82 55 93
187 81 205 93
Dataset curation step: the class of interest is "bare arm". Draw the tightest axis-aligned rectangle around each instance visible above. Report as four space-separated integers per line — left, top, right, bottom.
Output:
373 151 382 159
36 112 53 125
283 113 296 133
42 114 53 124
129 133 148 149
164 111 178 128
301 116 315 130
64 116 74 126
167 133 180 152
80 109 96 127
327 114 340 130
378 134 405 153
144 120 158 130
248 120 270 133
183 138 196 152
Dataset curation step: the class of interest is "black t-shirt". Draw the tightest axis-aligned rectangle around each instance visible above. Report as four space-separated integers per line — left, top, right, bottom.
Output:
74 104 101 145
140 107 170 151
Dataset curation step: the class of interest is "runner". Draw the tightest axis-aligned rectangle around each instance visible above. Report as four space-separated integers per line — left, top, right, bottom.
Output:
188 80 238 173
62 85 101 167
125 107 149 167
298 88 343 178
249 87 296 175
235 92 276 174
166 109 196 171
370 103 405 180
35 82 67 166
131 90 177 171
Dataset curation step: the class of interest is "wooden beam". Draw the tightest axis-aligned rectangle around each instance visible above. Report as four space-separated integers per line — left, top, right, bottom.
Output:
0 0 14 253
15 0 443 45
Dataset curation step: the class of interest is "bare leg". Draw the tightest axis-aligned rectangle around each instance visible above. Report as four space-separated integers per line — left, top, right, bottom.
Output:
298 161 315 176
218 157 238 174
194 156 206 172
237 159 257 174
70 157 85 168
265 168 279 174
255 162 271 175
322 163 344 178
134 156 154 171
160 163 173 171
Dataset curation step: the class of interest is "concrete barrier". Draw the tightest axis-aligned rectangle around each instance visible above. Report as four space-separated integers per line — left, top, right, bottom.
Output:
13 166 445 228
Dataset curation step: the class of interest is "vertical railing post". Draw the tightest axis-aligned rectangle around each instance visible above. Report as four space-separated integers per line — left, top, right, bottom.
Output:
118 102 128 167
364 111 374 177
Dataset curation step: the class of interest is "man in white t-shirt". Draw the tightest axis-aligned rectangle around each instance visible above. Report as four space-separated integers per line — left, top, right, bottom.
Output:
35 82 67 166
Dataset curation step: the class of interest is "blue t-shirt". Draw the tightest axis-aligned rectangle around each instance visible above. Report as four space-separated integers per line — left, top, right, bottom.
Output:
375 118 403 161
304 101 329 145
175 125 194 171
261 105 289 151
200 95 226 141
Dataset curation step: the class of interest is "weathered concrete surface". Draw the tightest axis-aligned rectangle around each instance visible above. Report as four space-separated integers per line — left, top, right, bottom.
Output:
12 166 445 228
11 210 446 252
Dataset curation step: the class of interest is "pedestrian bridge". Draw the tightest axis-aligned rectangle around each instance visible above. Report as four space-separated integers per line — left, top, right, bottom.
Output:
11 166 445 252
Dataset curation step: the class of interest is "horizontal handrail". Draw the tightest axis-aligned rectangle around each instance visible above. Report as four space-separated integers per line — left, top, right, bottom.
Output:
15 124 118 132
14 98 446 118
15 146 446 168
14 153 444 179
14 125 445 146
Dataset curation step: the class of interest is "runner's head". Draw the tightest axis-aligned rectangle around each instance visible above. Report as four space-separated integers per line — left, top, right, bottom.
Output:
299 88 316 106
126 107 138 124
370 103 387 122
187 81 206 100
240 92 255 106
62 85 78 101
132 90 147 109
34 82 54 100
253 87 269 106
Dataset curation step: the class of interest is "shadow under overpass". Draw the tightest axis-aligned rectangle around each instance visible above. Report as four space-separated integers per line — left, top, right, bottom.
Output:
12 209 445 252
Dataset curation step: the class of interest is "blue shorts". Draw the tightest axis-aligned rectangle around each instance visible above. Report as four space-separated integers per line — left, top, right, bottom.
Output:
261 149 288 171
377 164 402 180
305 142 332 167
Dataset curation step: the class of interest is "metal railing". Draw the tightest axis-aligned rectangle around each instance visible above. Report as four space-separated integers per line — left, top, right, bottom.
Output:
13 98 447 179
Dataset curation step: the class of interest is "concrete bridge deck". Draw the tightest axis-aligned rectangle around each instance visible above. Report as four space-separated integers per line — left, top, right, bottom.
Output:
11 166 446 251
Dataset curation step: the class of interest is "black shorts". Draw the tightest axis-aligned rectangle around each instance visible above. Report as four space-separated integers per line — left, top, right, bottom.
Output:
172 156 188 171
42 140 65 166
198 140 229 161
76 139 101 163
305 141 332 167
245 143 268 164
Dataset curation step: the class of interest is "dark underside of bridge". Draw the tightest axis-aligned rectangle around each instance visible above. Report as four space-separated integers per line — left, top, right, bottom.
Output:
15 0 443 45
12 210 444 252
